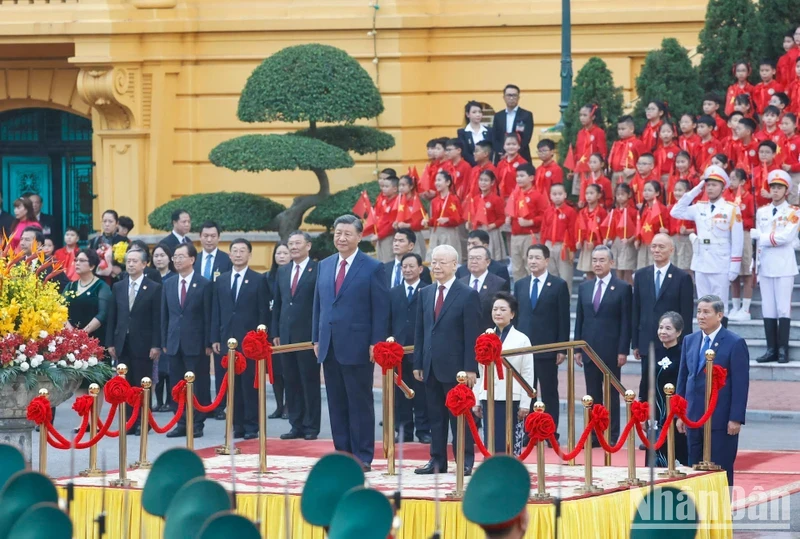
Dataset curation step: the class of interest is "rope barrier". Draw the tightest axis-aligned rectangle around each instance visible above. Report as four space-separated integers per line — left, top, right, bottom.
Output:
243 329 274 387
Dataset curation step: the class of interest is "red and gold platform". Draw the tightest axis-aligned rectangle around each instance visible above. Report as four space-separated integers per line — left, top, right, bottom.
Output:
56 438 734 538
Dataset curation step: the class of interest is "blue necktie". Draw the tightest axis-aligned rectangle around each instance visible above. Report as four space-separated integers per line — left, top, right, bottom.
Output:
655 269 662 298
231 273 240 303
394 263 402 287
407 285 414 303
203 254 213 280
699 335 711 372
530 278 540 310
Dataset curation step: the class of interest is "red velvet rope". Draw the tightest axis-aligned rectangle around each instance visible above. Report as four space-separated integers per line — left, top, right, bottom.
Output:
46 404 119 450
373 340 404 384
474 333 504 390
105 399 142 438
444 384 491 458
242 330 274 387
149 396 186 434
192 374 229 414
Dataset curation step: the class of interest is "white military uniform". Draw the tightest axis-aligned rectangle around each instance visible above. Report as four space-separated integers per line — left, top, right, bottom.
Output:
753 200 800 318
670 171 743 315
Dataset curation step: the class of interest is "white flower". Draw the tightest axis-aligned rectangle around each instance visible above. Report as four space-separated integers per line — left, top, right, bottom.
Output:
56 337 64 344
48 342 56 353
58 360 67 367
18 344 26 353
67 353 76 363
15 354 25 364
39 330 48 339
34 354 44 364
73 360 83 370
19 362 29 372
658 356 672 369
87 357 98 367
30 356 42 368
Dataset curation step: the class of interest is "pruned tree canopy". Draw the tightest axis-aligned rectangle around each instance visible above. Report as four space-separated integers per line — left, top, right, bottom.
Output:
209 134 354 172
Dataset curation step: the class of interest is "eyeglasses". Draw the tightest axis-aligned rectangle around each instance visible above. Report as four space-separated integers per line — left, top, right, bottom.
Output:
467 256 488 262
75 257 90 263
172 255 188 261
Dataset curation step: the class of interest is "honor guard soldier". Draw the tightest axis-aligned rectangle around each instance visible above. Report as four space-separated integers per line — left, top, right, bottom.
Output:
328 487 394 539
670 165 744 317
462 455 530 538
300 453 365 532
630 486 699 539
752 170 800 364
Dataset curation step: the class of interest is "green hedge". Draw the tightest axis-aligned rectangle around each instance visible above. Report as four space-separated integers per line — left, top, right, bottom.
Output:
305 181 381 229
209 134 354 173
147 192 285 232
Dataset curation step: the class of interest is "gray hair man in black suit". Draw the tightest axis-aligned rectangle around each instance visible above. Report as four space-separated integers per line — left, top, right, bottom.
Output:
272 231 321 441
460 245 509 332
384 228 432 289
210 238 270 439
574 245 632 444
107 249 162 435
455 229 511 288
632 233 694 401
414 244 481 476
513 244 570 435
161 242 212 438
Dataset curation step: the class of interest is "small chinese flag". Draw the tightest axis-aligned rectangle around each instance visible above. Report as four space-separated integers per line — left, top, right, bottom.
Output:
352 190 372 218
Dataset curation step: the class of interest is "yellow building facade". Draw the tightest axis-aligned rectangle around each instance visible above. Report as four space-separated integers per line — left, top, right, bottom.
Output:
0 0 707 267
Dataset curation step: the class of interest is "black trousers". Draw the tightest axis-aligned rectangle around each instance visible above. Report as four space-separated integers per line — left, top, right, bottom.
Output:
583 356 621 442
120 342 152 425
395 357 429 437
212 352 225 412
233 349 258 435
480 399 520 455
638 354 651 402
425 376 475 471
533 355 560 433
283 349 321 436
168 349 210 430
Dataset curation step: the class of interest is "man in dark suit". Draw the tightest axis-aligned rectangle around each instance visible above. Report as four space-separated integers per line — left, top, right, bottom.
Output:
491 84 534 162
160 209 192 250
210 238 270 439
107 248 162 435
195 220 233 419
455 230 511 288
456 100 494 166
161 242 212 438
388 253 431 444
384 228 431 289
459 245 508 332
25 193 60 247
125 240 162 283
312 215 389 471
272 231 321 441
677 295 749 487
574 246 632 443
632 233 694 401
514 244 570 434
414 244 481 475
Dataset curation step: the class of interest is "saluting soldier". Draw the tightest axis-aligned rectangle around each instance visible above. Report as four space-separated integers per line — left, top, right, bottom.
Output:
670 165 744 318
752 169 800 364
462 455 530 539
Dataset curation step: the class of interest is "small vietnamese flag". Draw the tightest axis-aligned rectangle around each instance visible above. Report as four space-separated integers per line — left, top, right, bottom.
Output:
563 144 576 171
352 190 372 218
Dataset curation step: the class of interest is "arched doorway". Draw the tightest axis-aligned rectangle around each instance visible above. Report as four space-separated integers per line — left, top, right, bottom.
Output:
0 108 93 245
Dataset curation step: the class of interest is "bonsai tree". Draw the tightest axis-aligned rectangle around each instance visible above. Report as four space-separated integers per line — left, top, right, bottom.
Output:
148 192 285 233
696 0 763 94
633 38 704 127
559 57 624 164
209 44 395 239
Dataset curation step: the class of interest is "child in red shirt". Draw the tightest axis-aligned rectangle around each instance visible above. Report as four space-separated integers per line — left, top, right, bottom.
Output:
445 138 475 200
777 31 799 87
655 122 680 181
495 134 528 199
725 62 756 116
753 60 784 115
579 153 613 210
786 59 800 115
696 115 725 171
755 106 787 165
734 93 758 122
634 180 670 269
726 168 755 320
541 183 577 294
678 113 701 161
703 93 730 140
373 175 399 262
668 179 695 273
534 138 563 197
608 115 642 185
666 151 700 205
465 169 507 261
575 184 608 280
721 111 743 157
780 112 800 203
395 172 428 259
602 183 637 284
466 140 497 198
731 117 760 179
641 101 668 152
630 153 658 208
572 104 608 192
420 137 447 200
422 169 464 260
504 164 549 281
753 140 781 207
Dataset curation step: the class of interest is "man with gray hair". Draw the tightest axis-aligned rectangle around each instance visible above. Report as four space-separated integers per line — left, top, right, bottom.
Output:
676 294 749 487
312 214 389 471
574 244 631 444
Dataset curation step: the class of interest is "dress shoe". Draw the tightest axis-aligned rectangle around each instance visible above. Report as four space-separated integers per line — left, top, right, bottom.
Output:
194 429 204 439
304 433 318 441
268 409 283 419
281 411 289 420
464 466 473 477
233 431 245 439
360 462 371 472
214 410 226 420
416 433 432 444
280 430 303 440
414 460 443 475
395 433 414 443
244 432 258 440
166 427 186 438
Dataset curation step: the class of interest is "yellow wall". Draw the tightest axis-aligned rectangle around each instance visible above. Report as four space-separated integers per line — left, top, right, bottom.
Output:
0 0 707 235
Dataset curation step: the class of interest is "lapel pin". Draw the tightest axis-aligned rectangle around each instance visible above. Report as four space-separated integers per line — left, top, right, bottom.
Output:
192 283 197 288
482 285 487 290
610 285 615 290
308 268 312 272
547 282 552 287
668 274 672 278
87 292 91 296
142 285 147 290
715 342 719 347
245 280 249 284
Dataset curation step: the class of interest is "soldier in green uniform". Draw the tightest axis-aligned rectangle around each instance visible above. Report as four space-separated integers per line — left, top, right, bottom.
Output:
462 455 530 539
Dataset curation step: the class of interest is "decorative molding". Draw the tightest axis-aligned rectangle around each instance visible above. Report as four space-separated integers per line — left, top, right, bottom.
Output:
76 66 140 130
130 0 177 8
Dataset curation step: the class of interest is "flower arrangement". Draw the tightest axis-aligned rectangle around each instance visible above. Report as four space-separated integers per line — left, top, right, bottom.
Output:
0 240 113 389
112 241 128 264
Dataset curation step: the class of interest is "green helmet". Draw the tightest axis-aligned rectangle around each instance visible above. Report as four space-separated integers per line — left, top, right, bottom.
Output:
0 445 25 492
463 455 530 528
0 471 59 539
328 487 393 539
197 511 261 539
7 502 73 539
163 478 232 539
300 453 365 527
142 448 205 518
630 486 699 539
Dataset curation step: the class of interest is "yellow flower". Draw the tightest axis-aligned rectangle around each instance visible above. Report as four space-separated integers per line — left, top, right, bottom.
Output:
113 242 129 264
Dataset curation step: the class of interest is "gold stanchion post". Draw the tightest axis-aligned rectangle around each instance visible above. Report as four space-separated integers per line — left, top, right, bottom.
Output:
447 371 468 498
693 350 721 471
567 347 576 466
185 371 195 450
577 396 603 495
384 338 398 476
530 402 552 501
603 373 612 466
619 390 645 487
486 361 495 455
216 339 241 455
133 377 152 469
659 384 686 479
256 323 269 474
505 365 514 455
111 364 136 487
38 388 49 475
80 384 104 477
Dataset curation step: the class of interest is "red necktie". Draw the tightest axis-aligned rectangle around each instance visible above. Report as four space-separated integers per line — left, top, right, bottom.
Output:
180 279 187 308
335 259 347 295
291 264 301 296
434 285 445 320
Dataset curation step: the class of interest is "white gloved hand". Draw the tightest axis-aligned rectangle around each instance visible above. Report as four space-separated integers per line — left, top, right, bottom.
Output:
728 272 739 282
688 233 697 244
749 229 760 242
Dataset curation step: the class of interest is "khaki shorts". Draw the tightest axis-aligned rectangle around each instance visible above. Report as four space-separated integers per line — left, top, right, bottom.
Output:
545 241 575 295
610 238 637 270
637 244 654 270
510 233 534 281
672 234 693 270
427 227 462 262
740 230 753 276
486 228 508 261
577 245 593 273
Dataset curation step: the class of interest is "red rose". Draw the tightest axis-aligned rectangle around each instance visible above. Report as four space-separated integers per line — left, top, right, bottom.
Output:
72 395 94 417
27 396 53 425
474 333 502 367
591 404 610 434
104 376 131 405
445 384 476 417
171 380 187 402
126 387 143 408
372 341 404 373
524 411 556 443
